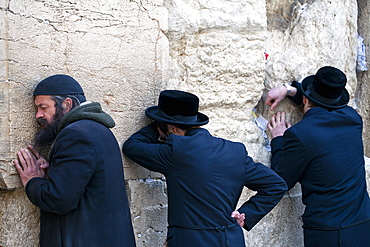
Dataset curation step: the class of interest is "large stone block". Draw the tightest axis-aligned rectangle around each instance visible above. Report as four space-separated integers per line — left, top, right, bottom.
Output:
127 179 168 247
0 188 40 247
357 0 370 156
245 193 304 247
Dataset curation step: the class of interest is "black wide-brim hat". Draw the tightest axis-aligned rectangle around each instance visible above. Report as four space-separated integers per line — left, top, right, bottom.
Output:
301 66 349 109
145 90 209 126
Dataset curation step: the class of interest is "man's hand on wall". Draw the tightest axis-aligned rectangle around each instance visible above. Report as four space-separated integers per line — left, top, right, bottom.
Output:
14 145 49 187
265 85 287 110
265 84 297 111
268 111 291 138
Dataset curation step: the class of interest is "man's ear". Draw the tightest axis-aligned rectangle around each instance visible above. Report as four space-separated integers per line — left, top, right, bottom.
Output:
62 98 73 113
167 125 176 134
168 125 186 136
303 96 308 105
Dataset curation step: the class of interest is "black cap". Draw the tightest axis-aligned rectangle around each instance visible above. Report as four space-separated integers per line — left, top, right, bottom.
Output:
34 74 85 96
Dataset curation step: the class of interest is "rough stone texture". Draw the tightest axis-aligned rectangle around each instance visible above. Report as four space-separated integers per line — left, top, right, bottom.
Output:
164 0 267 154
0 189 40 247
0 0 369 246
357 0 370 156
128 179 168 246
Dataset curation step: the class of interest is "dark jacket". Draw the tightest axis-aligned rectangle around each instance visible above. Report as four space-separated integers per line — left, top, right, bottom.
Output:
26 102 136 247
270 81 370 232
123 123 287 247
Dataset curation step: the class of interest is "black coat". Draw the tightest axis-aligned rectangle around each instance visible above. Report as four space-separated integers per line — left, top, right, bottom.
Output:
271 106 370 228
271 98 370 246
26 103 136 247
123 123 287 247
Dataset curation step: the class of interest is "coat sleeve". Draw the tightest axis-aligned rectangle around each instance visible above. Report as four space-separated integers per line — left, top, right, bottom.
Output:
122 122 173 174
25 125 97 215
270 128 310 190
237 156 287 231
287 80 304 105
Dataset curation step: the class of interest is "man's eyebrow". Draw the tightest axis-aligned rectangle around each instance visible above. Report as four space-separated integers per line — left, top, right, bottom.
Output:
35 103 47 107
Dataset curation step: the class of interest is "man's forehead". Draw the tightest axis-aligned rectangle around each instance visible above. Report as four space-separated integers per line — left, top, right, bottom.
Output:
34 95 53 105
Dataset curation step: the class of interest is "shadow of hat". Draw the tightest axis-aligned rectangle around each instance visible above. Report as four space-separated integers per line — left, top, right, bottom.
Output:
301 66 349 109
145 90 209 126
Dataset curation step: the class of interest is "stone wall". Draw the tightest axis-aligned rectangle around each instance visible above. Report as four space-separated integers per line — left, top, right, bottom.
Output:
357 0 370 156
0 0 369 246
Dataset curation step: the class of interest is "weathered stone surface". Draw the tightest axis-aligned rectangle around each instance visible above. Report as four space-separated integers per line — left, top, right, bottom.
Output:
0 188 40 247
127 179 168 247
357 0 370 156
163 0 268 164
245 193 305 247
0 0 370 246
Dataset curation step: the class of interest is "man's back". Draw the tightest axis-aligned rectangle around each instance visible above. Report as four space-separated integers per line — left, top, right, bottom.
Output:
123 123 287 247
164 128 247 227
274 106 370 228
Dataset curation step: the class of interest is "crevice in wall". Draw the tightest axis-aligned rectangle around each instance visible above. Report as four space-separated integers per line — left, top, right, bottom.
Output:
266 0 315 32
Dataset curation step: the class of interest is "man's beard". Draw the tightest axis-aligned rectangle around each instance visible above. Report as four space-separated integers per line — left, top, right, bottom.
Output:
33 108 65 155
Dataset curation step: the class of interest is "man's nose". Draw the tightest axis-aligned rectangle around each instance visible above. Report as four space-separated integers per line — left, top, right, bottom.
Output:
35 110 43 119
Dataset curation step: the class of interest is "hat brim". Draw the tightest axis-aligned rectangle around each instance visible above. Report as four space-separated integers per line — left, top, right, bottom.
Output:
145 106 209 126
301 75 349 109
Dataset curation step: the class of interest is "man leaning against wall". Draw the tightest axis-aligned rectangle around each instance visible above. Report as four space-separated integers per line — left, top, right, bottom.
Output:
122 90 287 247
14 75 136 247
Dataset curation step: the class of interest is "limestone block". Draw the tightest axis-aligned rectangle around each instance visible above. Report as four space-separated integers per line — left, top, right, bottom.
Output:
163 0 268 162
245 193 304 247
127 179 168 247
357 0 370 156
0 188 40 247
264 0 358 96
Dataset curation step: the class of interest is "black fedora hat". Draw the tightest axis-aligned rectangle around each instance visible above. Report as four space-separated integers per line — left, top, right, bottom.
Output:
301 66 349 109
145 90 209 126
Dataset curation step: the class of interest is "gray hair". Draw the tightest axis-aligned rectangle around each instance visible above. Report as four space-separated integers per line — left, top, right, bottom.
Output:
52 95 82 110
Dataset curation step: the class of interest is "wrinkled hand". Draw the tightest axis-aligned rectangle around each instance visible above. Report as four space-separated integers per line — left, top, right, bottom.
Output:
231 211 245 228
14 145 49 187
28 145 49 169
267 112 291 138
265 85 288 111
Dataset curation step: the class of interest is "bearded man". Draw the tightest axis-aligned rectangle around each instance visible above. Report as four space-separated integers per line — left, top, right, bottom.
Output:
14 74 136 247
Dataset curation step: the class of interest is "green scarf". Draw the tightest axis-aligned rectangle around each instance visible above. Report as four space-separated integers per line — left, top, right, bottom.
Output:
58 102 115 133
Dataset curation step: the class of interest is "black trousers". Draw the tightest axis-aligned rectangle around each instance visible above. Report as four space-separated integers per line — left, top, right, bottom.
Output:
304 220 370 247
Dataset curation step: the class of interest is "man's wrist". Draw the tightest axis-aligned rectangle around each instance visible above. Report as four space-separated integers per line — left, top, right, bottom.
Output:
282 83 291 96
282 83 296 97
